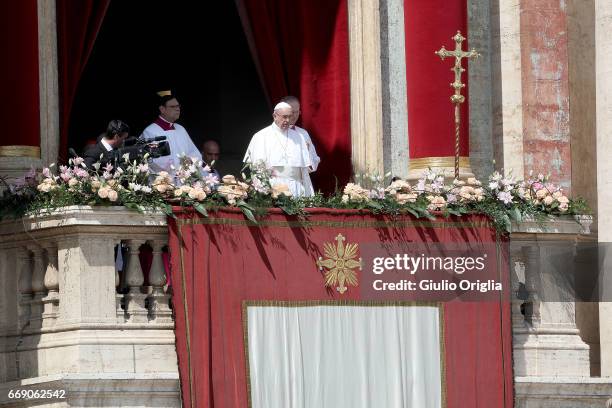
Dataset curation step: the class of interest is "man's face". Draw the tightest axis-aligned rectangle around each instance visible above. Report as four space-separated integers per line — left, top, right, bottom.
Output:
203 142 220 164
160 98 181 122
273 107 293 130
287 101 300 126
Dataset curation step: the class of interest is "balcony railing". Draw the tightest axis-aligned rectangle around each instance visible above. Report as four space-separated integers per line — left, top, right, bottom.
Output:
0 206 601 406
0 206 179 407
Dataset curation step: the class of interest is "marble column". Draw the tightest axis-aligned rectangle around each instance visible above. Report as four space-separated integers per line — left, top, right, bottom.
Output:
348 0 384 176
380 0 409 179
596 0 612 377
490 0 525 178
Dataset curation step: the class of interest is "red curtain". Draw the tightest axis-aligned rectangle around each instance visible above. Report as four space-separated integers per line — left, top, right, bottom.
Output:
236 0 351 193
56 0 110 162
168 209 513 408
0 0 40 149
404 0 469 159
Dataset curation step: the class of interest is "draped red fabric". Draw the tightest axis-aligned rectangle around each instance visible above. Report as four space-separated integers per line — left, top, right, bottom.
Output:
404 0 469 159
56 0 110 162
236 0 351 193
168 209 513 407
0 0 39 148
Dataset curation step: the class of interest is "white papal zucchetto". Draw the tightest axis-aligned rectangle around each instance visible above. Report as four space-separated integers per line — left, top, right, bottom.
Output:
274 101 292 111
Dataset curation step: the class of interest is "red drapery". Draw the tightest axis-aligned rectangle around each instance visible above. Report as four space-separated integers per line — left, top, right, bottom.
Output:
0 0 40 150
236 0 351 193
56 0 110 162
168 209 513 408
404 0 469 159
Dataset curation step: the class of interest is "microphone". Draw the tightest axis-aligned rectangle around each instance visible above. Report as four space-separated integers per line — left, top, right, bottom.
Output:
146 135 167 142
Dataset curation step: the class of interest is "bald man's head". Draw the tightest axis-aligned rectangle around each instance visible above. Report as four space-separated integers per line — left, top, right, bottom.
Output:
202 140 220 165
281 96 300 126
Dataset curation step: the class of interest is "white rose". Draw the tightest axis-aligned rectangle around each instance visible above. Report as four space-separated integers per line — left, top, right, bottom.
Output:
37 183 51 193
557 196 569 204
222 175 237 184
107 189 118 202
535 188 549 199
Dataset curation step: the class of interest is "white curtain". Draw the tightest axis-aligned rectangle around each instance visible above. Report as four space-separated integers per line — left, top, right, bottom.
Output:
246 305 442 408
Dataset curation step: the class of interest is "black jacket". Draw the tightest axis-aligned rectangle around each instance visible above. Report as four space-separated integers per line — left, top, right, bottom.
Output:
82 141 115 169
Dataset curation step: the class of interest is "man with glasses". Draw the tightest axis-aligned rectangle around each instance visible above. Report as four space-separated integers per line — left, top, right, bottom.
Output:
141 90 201 175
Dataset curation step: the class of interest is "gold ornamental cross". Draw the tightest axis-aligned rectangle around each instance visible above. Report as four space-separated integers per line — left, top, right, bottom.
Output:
316 233 362 294
435 31 479 179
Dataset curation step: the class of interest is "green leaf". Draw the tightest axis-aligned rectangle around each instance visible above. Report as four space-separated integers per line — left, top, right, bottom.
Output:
512 207 522 222
124 202 144 213
502 214 512 232
237 201 258 224
415 207 435 220
447 208 463 216
406 208 419 218
367 201 383 210
162 203 177 218
193 202 208 217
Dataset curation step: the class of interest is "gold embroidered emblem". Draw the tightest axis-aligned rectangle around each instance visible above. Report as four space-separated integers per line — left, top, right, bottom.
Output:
316 234 362 294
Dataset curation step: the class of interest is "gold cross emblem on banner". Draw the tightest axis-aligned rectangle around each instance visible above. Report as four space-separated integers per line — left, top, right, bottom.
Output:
316 234 362 294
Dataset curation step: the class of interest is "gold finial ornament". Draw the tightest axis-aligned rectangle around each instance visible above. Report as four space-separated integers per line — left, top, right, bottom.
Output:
435 31 480 179
316 234 362 294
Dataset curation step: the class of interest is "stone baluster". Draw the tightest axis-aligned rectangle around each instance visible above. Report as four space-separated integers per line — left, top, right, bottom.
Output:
27 244 46 330
511 257 527 330
522 244 541 328
17 247 33 330
115 240 125 322
57 236 117 325
148 239 172 322
41 241 59 327
124 239 148 322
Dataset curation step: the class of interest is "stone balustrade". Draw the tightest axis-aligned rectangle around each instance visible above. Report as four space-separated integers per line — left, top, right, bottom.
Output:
0 206 179 407
510 215 612 406
0 206 607 407
510 215 594 377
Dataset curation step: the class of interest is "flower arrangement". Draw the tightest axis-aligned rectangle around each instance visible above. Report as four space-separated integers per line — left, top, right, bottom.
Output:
0 154 588 234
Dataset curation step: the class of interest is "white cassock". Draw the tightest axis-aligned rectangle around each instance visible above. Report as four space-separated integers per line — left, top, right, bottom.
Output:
141 120 202 175
244 122 320 197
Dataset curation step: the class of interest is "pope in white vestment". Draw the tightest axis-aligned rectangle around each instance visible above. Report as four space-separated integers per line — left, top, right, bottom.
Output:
244 102 320 197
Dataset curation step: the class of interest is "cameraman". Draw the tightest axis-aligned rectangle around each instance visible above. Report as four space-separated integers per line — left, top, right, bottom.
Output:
83 120 130 169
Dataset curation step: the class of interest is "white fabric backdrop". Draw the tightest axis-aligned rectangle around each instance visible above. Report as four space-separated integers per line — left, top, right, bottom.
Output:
246 305 442 408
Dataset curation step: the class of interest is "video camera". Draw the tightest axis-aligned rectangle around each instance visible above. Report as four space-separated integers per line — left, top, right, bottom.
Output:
120 135 171 159
74 135 172 169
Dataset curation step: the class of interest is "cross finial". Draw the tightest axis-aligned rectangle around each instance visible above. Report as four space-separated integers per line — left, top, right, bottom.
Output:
435 30 480 179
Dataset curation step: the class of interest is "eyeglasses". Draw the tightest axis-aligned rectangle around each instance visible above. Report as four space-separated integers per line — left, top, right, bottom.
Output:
166 104 181 109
